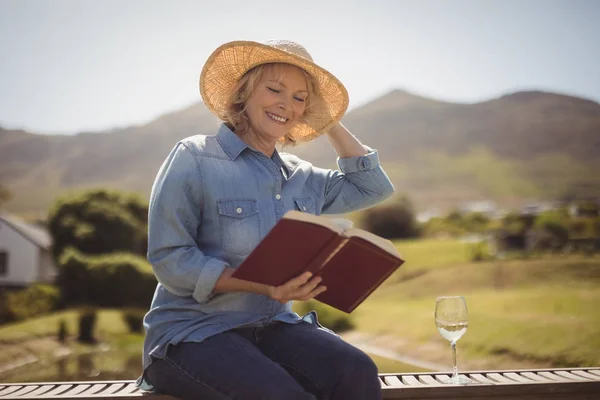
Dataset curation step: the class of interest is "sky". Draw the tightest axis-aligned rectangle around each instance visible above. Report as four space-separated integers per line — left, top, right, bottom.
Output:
0 0 599 135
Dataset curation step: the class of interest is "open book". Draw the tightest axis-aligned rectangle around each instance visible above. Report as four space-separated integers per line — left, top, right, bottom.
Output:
232 210 404 313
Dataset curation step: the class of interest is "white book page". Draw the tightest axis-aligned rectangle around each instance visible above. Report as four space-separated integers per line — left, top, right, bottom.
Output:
283 211 401 258
344 228 401 258
282 210 344 234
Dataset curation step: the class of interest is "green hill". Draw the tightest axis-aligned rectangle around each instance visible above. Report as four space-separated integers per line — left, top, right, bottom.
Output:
2 89 599 215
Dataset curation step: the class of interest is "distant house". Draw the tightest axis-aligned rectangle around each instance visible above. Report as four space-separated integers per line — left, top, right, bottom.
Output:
0 212 57 288
458 201 504 219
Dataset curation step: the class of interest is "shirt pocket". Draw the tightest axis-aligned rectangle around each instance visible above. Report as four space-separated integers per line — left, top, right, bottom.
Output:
293 197 316 214
217 198 260 255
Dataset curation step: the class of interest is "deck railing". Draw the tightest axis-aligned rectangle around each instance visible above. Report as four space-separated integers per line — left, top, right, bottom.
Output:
0 367 599 399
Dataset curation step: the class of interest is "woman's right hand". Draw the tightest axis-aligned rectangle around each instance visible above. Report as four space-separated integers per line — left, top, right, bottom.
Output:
269 272 327 304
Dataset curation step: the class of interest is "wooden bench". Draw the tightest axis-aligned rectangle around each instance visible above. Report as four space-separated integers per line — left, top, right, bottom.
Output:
0 368 598 399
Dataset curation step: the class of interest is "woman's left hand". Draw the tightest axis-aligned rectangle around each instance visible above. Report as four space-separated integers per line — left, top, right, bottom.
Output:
269 271 327 304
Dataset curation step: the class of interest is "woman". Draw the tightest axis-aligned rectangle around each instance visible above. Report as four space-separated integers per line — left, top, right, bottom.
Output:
139 39 395 400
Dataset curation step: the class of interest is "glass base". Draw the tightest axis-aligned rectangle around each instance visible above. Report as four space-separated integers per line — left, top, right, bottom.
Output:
441 375 472 385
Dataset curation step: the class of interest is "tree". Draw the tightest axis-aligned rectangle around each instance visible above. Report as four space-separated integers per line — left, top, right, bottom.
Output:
47 188 148 261
360 195 419 239
466 212 490 232
534 212 569 250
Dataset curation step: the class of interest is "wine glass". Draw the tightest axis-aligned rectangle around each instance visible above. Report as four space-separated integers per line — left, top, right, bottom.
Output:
435 296 471 384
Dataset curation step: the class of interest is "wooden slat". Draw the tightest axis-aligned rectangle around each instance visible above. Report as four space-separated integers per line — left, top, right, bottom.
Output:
21 385 55 397
97 383 126 396
433 374 451 383
0 386 24 397
486 373 513 383
418 375 439 385
383 375 404 387
2 380 136 387
80 383 108 395
469 373 495 384
37 384 74 398
113 383 141 395
554 370 591 381
588 369 600 377
571 370 600 380
503 372 534 383
5 385 40 397
539 371 571 381
401 375 425 386
57 384 91 396
520 372 554 382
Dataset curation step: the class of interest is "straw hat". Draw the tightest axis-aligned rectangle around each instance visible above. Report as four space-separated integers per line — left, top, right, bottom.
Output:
199 40 349 141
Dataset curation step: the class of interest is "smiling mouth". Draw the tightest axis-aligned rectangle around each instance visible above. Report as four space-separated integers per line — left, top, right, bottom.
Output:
266 112 288 124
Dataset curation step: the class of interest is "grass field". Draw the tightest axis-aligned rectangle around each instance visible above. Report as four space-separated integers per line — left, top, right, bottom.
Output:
0 309 129 342
0 309 134 369
352 238 600 368
0 309 421 380
1 238 598 380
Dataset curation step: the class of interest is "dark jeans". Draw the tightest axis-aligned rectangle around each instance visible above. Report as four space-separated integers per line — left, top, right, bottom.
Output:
145 321 382 400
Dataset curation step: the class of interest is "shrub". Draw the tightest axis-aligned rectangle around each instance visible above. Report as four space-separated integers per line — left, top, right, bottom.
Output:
568 219 591 239
534 213 569 250
421 216 466 237
329 317 355 333
57 248 156 308
3 284 60 322
360 195 419 239
503 212 527 235
464 212 491 233
295 300 356 333
575 201 599 218
78 308 97 344
122 308 146 333
469 241 490 262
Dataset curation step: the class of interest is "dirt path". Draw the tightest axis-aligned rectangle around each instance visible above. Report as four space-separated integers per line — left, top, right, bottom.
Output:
341 331 553 372
342 331 448 371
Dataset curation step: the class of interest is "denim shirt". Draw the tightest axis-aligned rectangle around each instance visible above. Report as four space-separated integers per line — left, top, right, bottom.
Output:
139 124 394 386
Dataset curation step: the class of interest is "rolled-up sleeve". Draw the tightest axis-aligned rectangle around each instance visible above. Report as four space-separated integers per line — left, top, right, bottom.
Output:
147 143 228 303
318 148 395 214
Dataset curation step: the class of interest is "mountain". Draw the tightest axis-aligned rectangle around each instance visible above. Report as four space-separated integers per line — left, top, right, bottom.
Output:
1 90 599 215
291 89 600 165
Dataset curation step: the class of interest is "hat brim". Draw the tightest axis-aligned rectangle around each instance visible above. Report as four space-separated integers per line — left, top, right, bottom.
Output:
199 41 349 142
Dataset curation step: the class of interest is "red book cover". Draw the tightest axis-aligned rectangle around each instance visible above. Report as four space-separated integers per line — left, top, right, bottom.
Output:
232 211 405 313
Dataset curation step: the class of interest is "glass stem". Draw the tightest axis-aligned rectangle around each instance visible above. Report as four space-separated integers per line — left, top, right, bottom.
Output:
451 341 458 380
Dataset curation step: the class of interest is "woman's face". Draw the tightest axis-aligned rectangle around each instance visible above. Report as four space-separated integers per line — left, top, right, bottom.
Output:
244 64 308 142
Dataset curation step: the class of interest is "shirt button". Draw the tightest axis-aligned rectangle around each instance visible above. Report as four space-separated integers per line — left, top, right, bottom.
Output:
302 206 307 211
236 207 243 214
275 194 281 200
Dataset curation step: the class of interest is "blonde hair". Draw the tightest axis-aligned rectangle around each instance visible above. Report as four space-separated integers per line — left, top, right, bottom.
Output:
218 63 325 146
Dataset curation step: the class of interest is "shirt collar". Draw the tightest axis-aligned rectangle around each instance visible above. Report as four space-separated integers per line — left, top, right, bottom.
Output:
216 123 292 177
216 124 248 160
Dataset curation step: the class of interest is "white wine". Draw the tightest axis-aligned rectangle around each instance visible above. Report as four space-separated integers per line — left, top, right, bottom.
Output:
436 321 468 342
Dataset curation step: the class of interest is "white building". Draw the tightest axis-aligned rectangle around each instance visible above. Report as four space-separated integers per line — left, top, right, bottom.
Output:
0 212 57 288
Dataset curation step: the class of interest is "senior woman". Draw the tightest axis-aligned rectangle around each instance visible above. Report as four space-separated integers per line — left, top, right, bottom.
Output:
139 40 395 400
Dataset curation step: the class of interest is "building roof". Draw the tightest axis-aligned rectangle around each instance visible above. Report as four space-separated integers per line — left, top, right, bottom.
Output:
0 212 52 249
